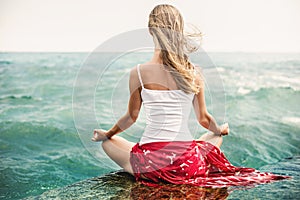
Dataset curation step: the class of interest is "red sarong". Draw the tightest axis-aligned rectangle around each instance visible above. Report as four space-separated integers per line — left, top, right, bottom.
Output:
130 140 290 187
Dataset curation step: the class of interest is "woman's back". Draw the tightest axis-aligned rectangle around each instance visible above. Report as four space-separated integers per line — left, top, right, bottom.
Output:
137 64 195 145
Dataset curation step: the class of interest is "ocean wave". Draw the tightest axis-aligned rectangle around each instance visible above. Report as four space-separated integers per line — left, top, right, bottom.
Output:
221 65 300 96
0 121 109 199
235 86 300 97
0 60 12 65
0 95 33 100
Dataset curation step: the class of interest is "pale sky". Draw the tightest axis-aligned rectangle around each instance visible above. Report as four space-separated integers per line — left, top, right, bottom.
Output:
0 0 299 52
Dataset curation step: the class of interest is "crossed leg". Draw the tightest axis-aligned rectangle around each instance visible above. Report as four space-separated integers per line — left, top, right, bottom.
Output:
196 132 223 148
102 132 223 175
101 135 135 175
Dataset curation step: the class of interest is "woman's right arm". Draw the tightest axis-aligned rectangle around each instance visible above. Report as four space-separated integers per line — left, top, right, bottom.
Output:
193 85 229 135
92 66 142 141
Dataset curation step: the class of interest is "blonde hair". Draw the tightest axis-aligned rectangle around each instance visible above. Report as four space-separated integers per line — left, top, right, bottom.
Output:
148 4 202 94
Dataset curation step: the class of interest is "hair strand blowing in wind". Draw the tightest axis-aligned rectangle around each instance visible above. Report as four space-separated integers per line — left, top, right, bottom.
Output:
148 4 203 94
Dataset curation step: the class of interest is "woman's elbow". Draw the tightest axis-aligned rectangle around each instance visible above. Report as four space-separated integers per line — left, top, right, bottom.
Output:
199 118 209 128
131 115 138 123
128 110 139 123
198 113 210 128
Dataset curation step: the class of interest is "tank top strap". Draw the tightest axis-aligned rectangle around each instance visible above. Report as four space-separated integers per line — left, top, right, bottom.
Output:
136 64 144 88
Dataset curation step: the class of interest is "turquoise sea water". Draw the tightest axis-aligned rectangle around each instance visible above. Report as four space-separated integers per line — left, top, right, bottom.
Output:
0 52 299 199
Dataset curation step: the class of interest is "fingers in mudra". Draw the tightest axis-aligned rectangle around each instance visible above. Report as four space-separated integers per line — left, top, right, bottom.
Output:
221 123 229 136
92 129 108 141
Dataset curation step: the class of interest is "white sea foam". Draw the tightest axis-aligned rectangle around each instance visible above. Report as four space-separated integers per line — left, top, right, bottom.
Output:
282 117 300 126
216 67 225 72
237 87 251 95
271 75 300 84
223 68 300 95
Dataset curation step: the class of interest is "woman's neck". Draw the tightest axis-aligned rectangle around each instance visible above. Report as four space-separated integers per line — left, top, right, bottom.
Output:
150 49 163 64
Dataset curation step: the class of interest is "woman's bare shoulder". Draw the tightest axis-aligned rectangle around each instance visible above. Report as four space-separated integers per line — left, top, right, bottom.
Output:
129 65 138 79
134 62 162 75
129 63 155 81
128 65 141 91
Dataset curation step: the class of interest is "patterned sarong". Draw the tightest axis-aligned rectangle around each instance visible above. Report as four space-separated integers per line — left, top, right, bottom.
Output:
130 140 290 187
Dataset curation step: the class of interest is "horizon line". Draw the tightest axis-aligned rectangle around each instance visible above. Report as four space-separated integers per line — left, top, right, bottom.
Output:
1 50 300 54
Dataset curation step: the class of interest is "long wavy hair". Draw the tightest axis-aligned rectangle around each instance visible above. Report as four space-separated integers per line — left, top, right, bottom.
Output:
148 4 202 94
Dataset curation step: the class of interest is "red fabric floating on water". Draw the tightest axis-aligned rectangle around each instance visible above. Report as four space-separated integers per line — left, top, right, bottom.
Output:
130 140 290 187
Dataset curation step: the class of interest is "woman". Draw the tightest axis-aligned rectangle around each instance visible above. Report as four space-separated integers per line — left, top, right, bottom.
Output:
92 4 288 187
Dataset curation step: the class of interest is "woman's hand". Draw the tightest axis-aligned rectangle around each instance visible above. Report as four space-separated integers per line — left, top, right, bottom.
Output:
220 123 229 136
92 129 109 142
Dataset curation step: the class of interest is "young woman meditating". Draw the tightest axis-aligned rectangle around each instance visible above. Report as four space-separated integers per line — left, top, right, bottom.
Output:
92 4 288 187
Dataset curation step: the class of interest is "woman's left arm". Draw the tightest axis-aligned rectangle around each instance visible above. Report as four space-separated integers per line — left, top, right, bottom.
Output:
92 67 142 141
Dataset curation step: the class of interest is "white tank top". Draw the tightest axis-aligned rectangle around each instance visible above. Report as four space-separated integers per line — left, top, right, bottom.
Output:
137 64 195 145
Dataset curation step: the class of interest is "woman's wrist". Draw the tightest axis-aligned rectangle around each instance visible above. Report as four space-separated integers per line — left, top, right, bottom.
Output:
105 130 115 139
213 126 222 136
